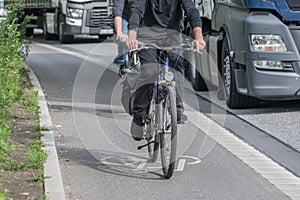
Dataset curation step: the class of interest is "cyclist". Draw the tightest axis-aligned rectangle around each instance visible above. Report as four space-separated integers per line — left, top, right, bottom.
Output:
126 0 206 141
113 0 133 77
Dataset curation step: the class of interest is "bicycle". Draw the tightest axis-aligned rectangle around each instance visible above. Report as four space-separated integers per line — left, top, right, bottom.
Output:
124 42 195 178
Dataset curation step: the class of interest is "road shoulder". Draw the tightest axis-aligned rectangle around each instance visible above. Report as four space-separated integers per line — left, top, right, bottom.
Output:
26 65 66 200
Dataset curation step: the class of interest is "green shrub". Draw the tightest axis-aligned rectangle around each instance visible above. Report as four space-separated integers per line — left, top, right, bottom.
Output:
0 0 27 165
0 121 11 162
0 1 46 198
21 89 40 113
0 189 13 200
25 140 47 169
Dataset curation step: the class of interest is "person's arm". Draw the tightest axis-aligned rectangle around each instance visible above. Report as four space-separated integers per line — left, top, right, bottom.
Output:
181 0 206 51
127 30 138 50
114 16 128 42
193 27 206 51
113 0 127 42
127 0 147 50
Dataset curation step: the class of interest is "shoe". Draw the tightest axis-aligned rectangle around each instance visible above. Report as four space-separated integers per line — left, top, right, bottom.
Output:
177 113 188 124
130 117 144 141
118 64 126 77
217 88 225 100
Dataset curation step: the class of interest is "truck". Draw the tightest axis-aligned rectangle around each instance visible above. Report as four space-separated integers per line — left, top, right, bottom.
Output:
185 0 300 108
22 0 114 43
0 0 5 22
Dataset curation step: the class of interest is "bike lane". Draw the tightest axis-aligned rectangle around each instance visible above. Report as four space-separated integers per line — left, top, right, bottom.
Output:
26 41 298 200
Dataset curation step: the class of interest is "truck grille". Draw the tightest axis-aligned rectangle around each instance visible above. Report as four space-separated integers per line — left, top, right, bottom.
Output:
86 8 113 27
23 0 52 8
286 0 300 11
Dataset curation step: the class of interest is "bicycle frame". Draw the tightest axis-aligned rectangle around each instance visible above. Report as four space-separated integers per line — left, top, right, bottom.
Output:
154 51 175 133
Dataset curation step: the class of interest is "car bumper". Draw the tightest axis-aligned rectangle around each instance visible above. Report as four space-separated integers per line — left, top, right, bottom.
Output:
245 61 300 100
243 12 300 100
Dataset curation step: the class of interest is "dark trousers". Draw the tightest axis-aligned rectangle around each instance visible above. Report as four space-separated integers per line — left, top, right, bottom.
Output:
132 49 184 118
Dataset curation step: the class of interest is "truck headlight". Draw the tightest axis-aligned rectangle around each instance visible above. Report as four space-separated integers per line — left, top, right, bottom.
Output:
254 60 283 70
250 34 287 52
254 60 294 71
67 8 83 18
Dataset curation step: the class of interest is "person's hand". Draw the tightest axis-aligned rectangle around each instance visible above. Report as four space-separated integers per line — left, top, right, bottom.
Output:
116 33 128 42
193 27 206 52
126 38 139 50
126 30 139 50
194 38 206 52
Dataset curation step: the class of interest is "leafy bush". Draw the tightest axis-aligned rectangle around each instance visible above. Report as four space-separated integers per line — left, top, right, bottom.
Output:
0 0 27 163
0 189 13 200
0 1 46 198
21 89 39 113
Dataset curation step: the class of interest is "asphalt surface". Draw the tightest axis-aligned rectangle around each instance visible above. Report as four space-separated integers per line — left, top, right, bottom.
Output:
25 37 300 200
199 92 300 152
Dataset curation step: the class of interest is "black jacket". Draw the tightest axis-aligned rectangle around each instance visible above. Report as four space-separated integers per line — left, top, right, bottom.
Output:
113 0 132 20
129 0 202 31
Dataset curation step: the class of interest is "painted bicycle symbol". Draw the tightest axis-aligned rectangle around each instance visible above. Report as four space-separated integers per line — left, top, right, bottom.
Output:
100 155 201 173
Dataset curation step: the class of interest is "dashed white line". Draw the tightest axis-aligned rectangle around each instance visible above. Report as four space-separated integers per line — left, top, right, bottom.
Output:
175 159 186 172
136 161 147 170
33 42 116 72
185 104 300 200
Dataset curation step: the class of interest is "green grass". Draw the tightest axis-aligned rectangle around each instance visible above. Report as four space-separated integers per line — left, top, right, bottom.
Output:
33 132 44 139
0 1 47 198
0 0 28 166
21 89 40 113
0 122 12 163
0 189 13 200
25 140 47 169
8 162 27 171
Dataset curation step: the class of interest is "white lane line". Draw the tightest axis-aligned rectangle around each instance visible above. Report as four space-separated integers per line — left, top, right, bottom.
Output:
180 156 201 165
184 104 300 200
175 159 186 172
136 161 147 170
33 42 118 73
147 166 162 169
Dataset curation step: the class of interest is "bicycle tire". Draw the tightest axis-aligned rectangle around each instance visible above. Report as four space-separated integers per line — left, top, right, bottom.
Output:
147 132 159 162
146 99 159 162
160 86 177 179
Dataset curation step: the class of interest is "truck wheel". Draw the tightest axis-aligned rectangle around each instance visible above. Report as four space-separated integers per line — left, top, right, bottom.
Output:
43 15 51 40
58 14 73 43
221 35 258 108
186 51 208 91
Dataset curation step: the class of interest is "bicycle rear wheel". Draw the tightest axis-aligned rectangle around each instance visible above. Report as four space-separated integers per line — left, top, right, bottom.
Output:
146 99 159 162
160 86 177 179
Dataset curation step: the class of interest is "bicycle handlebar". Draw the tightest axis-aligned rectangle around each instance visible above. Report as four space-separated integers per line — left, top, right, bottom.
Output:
129 42 199 53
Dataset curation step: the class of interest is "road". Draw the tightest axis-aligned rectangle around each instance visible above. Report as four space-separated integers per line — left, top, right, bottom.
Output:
26 37 300 200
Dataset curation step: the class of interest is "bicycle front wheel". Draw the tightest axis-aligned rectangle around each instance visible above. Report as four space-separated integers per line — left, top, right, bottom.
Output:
146 100 159 162
160 86 177 179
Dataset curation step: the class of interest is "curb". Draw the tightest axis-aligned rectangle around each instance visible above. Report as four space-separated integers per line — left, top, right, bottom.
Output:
25 65 66 200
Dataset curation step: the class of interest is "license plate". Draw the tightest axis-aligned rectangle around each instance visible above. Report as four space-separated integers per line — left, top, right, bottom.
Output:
98 28 113 35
